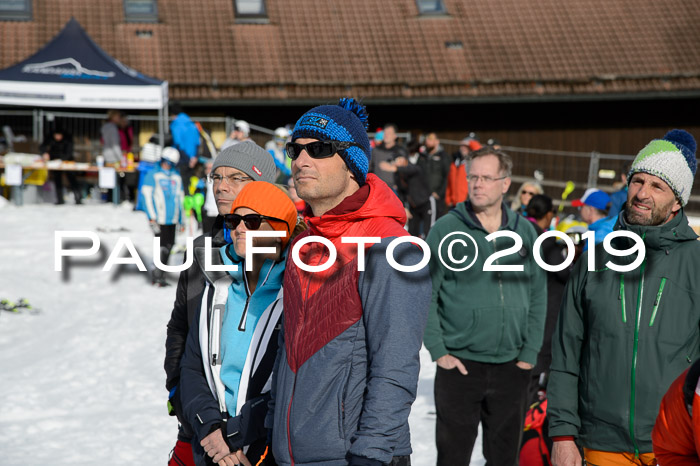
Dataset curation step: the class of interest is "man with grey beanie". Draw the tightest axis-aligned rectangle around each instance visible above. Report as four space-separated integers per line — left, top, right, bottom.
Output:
163 140 276 466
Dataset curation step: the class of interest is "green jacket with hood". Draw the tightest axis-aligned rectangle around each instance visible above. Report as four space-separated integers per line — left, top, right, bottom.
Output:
424 201 547 366
548 209 700 454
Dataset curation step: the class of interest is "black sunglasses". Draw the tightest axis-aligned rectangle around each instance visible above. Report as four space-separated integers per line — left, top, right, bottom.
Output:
224 213 290 233
285 140 361 160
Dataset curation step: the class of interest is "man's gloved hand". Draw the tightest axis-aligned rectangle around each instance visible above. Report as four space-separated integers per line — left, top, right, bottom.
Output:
167 385 180 416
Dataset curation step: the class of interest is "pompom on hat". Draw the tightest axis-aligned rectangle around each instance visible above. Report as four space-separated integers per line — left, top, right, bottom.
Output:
230 181 298 249
291 98 371 185
628 129 697 206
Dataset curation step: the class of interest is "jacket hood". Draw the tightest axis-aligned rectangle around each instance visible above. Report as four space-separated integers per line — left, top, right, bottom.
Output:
452 200 521 233
304 173 407 238
614 208 697 251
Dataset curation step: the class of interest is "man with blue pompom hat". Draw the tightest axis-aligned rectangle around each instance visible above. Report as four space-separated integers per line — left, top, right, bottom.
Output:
549 130 700 466
266 99 432 466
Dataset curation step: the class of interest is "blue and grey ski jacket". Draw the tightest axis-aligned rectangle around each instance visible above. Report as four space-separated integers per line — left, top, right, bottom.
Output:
141 164 184 225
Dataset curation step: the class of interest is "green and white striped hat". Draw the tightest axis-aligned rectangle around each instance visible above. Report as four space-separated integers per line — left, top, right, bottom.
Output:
628 129 697 206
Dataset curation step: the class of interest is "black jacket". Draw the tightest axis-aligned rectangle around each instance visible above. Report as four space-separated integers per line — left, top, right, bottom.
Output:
164 216 227 441
418 148 451 199
396 163 431 208
529 222 571 376
40 134 74 161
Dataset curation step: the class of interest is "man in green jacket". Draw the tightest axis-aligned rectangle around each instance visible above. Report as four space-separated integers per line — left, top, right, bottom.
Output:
549 129 700 466
424 147 547 466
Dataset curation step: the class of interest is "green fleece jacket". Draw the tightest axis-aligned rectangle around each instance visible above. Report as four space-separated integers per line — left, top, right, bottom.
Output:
548 209 700 454
423 201 547 366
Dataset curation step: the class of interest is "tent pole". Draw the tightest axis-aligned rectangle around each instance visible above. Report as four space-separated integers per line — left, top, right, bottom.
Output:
32 109 39 142
158 106 164 146
38 109 44 141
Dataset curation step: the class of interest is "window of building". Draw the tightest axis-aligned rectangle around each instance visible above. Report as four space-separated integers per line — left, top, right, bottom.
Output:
416 0 447 15
124 0 158 23
0 0 32 21
234 0 267 19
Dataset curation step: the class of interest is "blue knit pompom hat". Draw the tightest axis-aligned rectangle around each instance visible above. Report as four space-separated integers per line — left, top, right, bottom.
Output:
628 129 697 205
291 98 371 185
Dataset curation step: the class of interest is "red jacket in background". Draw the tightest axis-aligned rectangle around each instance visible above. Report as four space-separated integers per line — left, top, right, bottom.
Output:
653 367 700 465
446 140 481 207
445 162 467 207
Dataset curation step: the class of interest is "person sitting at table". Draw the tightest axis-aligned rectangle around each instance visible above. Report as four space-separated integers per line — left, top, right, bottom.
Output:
40 127 82 205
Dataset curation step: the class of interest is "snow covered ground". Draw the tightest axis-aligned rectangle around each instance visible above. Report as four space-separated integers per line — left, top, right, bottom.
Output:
0 201 484 465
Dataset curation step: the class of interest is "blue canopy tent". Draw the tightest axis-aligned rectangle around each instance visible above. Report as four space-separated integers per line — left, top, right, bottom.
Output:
0 17 168 138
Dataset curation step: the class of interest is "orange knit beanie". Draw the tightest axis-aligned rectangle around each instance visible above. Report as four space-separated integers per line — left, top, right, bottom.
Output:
230 181 298 249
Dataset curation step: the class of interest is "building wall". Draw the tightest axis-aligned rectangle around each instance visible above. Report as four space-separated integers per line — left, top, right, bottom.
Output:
197 96 700 213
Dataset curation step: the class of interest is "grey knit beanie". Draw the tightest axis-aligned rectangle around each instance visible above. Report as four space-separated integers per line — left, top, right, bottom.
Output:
212 141 276 183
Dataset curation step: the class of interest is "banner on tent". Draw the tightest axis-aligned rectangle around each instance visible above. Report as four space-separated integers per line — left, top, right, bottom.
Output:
0 81 165 109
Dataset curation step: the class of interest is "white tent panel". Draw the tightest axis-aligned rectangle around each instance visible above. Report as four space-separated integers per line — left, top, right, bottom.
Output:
0 80 167 110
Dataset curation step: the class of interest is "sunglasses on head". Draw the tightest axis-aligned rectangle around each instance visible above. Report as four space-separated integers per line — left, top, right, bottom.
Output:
285 140 361 160
223 213 289 233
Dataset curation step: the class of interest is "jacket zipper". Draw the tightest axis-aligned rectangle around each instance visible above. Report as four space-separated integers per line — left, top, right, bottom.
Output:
287 378 296 466
629 259 645 458
238 295 251 331
238 261 277 332
619 275 626 323
492 235 506 351
287 245 324 465
649 278 667 327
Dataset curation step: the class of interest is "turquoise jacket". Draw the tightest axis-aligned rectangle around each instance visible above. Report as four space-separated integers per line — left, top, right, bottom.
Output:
219 244 285 416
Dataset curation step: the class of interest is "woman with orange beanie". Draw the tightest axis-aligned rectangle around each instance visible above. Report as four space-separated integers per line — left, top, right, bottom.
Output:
179 181 303 466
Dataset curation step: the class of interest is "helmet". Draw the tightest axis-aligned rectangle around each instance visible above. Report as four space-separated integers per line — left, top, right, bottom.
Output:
274 127 290 141
234 120 250 136
161 147 180 165
556 215 588 234
556 215 589 245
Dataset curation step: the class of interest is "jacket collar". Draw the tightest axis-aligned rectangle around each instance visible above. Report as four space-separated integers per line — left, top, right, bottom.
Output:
220 243 288 284
452 200 519 233
614 208 697 251
303 174 407 240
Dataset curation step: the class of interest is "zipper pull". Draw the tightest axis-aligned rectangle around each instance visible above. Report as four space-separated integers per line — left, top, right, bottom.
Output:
238 295 251 331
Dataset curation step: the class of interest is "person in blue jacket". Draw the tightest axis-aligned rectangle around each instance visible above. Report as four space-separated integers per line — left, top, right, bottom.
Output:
179 181 302 466
170 101 201 188
141 147 185 286
571 188 616 250
607 162 630 218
